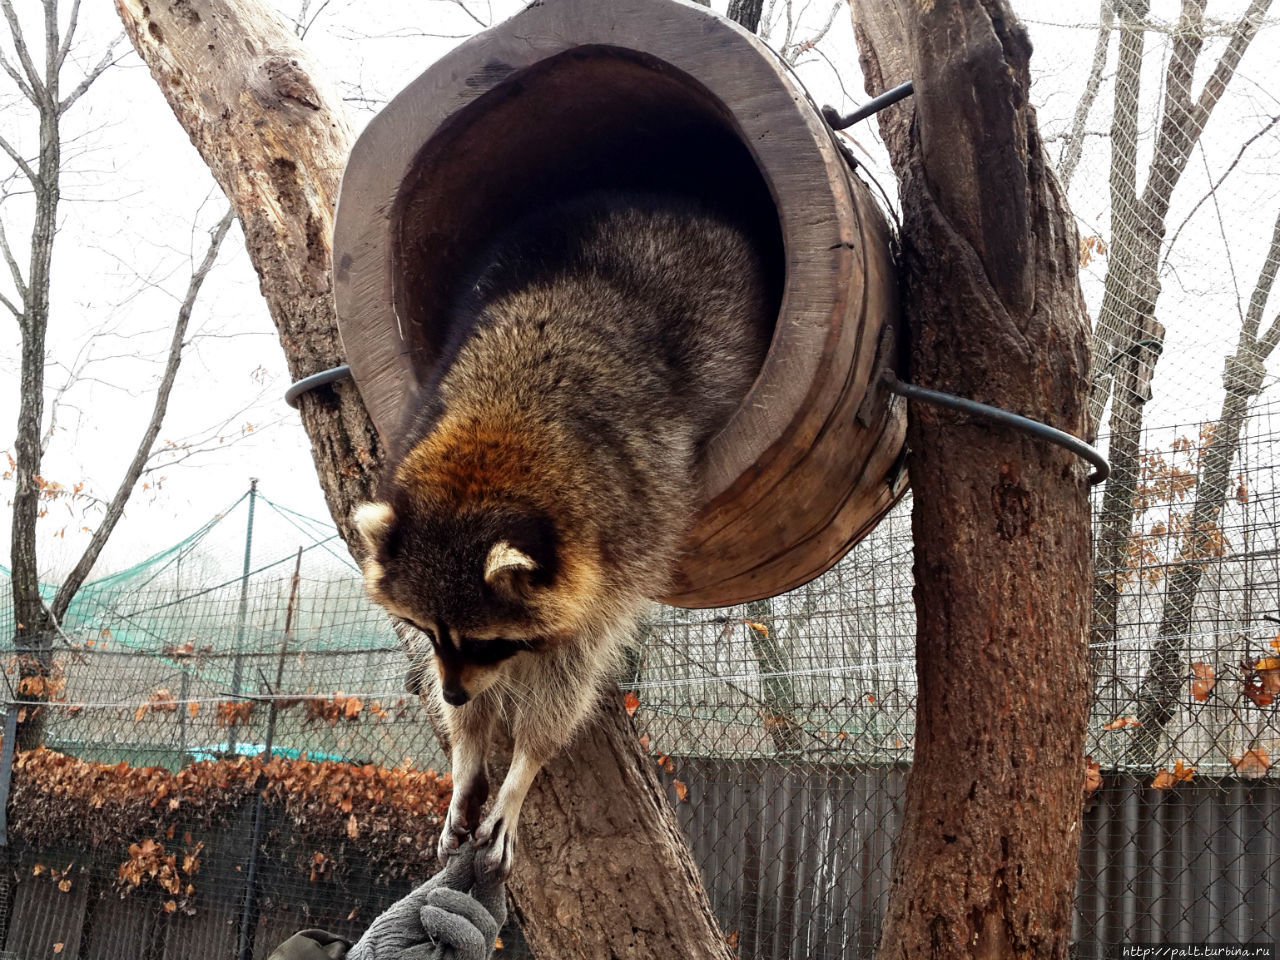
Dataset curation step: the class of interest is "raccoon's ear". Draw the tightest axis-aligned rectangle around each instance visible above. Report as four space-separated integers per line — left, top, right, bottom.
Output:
484 541 538 587
353 501 396 554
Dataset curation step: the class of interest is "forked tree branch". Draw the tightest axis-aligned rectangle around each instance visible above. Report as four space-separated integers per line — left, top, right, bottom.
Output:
59 33 126 114
0 0 46 104
49 207 235 621
1058 0 1113 191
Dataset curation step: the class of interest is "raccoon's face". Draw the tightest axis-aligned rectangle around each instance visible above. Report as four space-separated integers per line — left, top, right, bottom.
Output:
353 499 564 705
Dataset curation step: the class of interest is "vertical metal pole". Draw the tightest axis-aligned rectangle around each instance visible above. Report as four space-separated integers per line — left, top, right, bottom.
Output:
227 478 258 758
0 705 18 847
236 546 301 960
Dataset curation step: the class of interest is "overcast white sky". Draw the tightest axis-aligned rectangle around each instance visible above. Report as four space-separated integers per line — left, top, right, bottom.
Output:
1 0 1277 582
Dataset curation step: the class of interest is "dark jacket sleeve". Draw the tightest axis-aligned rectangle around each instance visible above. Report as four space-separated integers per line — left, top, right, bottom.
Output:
267 929 353 960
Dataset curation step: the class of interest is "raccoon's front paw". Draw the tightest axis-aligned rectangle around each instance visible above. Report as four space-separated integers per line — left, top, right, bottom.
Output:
437 804 474 863
473 813 515 882
438 772 490 863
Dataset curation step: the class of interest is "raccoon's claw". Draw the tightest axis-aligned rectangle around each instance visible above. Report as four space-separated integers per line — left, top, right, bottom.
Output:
474 815 514 882
437 808 473 864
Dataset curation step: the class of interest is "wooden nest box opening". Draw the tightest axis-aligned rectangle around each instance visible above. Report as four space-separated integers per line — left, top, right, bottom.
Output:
333 0 907 608
394 48 786 376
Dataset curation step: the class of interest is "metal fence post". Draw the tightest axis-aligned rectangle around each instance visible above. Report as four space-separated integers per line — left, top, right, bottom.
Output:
227 478 259 759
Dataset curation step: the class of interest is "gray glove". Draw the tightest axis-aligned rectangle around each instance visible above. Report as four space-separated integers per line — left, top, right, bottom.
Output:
346 842 507 960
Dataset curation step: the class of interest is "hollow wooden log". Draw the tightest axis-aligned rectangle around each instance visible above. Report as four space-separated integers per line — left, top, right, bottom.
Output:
333 0 907 608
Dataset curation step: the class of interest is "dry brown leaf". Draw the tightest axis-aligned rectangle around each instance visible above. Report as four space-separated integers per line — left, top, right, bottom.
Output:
53 944 64 955
1151 760 1195 789
346 814 360 839
1230 748 1272 779
1190 662 1216 702
1085 757 1102 793
623 691 640 717
673 779 688 803
1103 716 1141 730
742 619 769 638
187 701 199 719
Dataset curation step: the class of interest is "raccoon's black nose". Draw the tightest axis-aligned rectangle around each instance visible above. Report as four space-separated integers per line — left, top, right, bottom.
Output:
442 687 470 706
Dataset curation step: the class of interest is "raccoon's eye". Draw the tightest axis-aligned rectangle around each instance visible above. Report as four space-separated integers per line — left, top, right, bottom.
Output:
398 617 439 648
464 637 527 665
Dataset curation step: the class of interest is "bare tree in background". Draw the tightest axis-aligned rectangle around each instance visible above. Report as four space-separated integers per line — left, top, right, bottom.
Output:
1064 0 1275 759
1 0 234 749
1125 211 1280 763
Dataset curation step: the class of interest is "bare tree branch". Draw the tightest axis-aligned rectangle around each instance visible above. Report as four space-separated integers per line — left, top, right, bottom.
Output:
0 130 40 185
0 46 36 102
1243 210 1280 350
0 216 28 301
49 207 235 622
58 33 125 113
1058 0 1113 191
0 0 46 104
1163 112 1280 268
1191 0 1271 131
54 0 81 71
0 287 19 319
444 0 489 28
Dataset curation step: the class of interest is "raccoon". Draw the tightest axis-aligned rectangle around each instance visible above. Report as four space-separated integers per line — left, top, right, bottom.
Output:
354 192 772 880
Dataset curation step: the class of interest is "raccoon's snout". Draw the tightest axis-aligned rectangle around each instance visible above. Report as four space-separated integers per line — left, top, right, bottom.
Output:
442 685 471 707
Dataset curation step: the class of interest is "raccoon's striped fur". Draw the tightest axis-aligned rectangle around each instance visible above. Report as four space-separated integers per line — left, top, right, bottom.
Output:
354 192 771 879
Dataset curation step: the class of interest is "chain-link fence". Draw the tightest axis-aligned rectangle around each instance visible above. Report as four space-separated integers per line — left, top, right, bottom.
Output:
2 428 1279 957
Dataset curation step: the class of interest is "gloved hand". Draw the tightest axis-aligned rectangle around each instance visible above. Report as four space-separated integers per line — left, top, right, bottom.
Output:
345 841 507 960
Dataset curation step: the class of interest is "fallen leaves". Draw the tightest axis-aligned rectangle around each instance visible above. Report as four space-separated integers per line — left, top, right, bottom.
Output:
672 780 688 803
1103 716 1142 730
215 701 253 728
135 688 178 722
1230 748 1272 779
10 747 452 891
1151 760 1195 790
1084 757 1102 794
1190 662 1216 702
623 691 640 717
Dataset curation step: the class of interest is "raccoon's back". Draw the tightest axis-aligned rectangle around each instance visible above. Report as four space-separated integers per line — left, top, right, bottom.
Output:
432 193 774 448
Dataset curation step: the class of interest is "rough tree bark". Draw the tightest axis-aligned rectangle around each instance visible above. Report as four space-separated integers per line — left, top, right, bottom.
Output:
851 4 1093 960
116 1 734 957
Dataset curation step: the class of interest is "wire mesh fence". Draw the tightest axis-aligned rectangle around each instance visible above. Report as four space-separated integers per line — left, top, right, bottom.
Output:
2 415 1280 958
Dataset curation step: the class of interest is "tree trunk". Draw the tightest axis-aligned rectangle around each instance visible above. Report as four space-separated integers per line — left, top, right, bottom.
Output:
726 0 764 33
1090 319 1162 681
10 7 66 751
851 4 1092 960
116 2 732 957
744 598 804 755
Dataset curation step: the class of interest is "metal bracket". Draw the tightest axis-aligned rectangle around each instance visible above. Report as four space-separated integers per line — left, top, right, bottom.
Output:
883 374 1110 485
823 80 915 131
284 364 352 408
